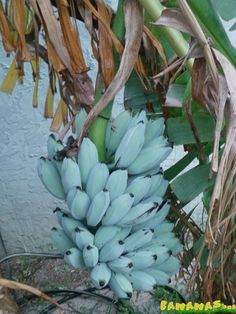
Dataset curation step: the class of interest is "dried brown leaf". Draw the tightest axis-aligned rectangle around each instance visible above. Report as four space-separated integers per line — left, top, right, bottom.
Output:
143 25 167 65
97 0 115 87
213 49 236 106
154 8 194 37
0 278 64 313
192 57 207 106
45 35 66 72
56 0 87 74
0 1 14 52
211 76 228 172
50 99 68 132
44 84 55 118
36 0 73 72
0 58 19 93
11 0 31 61
178 0 218 91
82 0 123 54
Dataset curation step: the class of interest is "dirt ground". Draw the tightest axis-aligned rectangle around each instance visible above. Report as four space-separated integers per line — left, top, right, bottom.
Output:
0 257 164 314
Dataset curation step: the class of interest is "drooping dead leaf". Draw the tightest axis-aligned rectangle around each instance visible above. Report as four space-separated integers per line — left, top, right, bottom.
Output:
36 0 72 72
82 0 123 54
143 25 167 65
153 8 194 37
0 1 14 52
56 0 87 74
75 0 143 146
0 278 64 313
0 58 19 93
211 76 228 172
44 83 55 118
45 35 66 73
31 58 40 107
192 57 207 106
97 0 115 87
50 98 68 132
178 0 218 91
11 0 31 61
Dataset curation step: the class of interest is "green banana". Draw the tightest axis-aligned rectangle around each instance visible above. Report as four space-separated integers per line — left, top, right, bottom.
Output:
125 270 156 291
145 171 163 198
144 118 165 144
99 238 125 262
74 226 94 249
109 272 133 298
60 214 82 239
125 176 152 205
135 201 170 230
61 157 81 194
39 107 181 297
90 262 111 288
77 138 99 185
128 144 172 175
66 187 77 209
87 189 110 226
127 251 157 270
102 193 134 225
143 136 168 149
47 134 64 161
124 229 154 252
51 227 74 254
142 245 171 266
83 244 99 267
86 163 109 199
37 157 65 199
70 187 90 220
153 179 169 197
105 169 128 201
108 256 133 273
53 207 71 225
94 225 121 249
154 221 174 236
128 110 147 129
118 202 158 226
144 268 170 285
75 108 87 137
155 256 180 276
64 247 85 268
113 227 132 241
114 122 145 168
105 111 131 157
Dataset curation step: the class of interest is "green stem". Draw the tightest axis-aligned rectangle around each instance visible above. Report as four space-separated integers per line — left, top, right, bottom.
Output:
138 0 193 70
89 103 112 162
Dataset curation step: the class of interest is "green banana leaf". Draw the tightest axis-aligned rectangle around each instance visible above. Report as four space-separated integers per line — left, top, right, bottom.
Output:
167 112 215 145
213 0 236 21
170 163 211 203
164 151 196 181
124 71 161 112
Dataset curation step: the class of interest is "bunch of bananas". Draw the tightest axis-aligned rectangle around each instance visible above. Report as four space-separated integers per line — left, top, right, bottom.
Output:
38 110 182 298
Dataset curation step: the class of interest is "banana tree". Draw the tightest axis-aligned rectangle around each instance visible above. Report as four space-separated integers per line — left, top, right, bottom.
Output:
0 0 236 304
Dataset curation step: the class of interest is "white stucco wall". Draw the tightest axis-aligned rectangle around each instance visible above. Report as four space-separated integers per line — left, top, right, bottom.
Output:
0 20 100 256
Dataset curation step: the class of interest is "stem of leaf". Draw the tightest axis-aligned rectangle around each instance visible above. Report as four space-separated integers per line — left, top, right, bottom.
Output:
138 0 193 71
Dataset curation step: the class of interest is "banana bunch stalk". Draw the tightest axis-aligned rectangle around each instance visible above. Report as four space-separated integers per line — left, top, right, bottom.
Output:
38 110 182 298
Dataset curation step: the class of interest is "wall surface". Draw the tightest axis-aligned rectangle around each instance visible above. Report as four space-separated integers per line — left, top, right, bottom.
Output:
0 19 100 256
